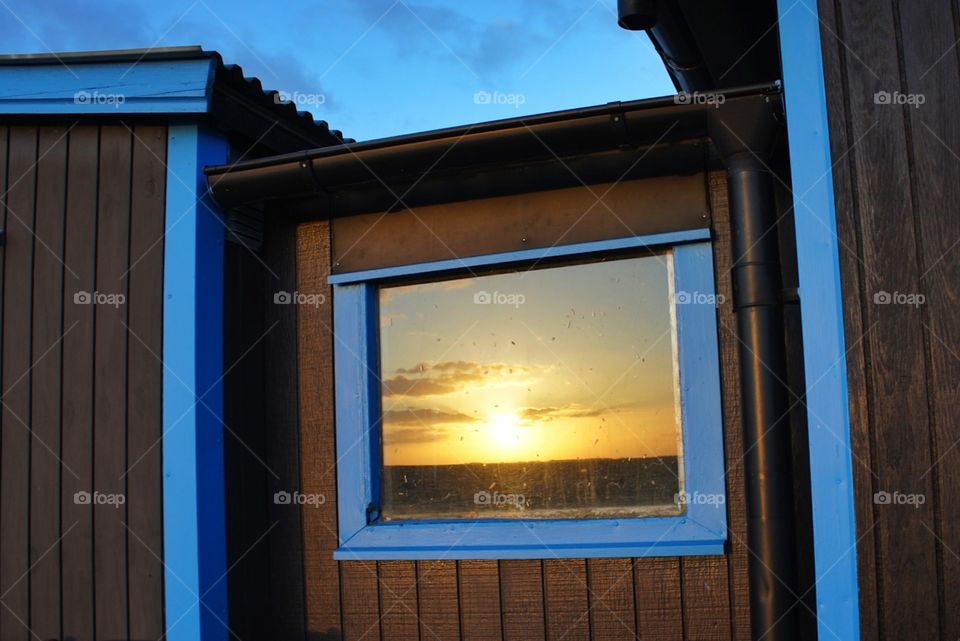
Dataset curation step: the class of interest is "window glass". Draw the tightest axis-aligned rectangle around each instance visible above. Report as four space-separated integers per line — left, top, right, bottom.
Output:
378 252 683 520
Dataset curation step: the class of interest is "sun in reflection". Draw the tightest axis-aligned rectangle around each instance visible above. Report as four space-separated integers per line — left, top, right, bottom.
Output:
485 413 528 451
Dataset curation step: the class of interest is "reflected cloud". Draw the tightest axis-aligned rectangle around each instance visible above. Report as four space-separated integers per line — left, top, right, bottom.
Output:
383 360 543 397
383 407 478 426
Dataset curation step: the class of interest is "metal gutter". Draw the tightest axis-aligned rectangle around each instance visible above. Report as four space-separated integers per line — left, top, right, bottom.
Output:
205 82 781 212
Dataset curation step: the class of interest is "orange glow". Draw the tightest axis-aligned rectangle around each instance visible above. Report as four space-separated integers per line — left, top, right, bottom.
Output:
378 253 682 466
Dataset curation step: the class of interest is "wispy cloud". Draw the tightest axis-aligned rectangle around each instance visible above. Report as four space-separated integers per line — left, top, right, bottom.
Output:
383 360 543 397
518 401 640 423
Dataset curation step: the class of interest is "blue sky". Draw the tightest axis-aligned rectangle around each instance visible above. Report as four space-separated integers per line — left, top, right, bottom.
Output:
1 0 673 141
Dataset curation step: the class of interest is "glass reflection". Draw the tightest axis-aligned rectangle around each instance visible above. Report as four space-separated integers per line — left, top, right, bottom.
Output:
378 252 683 520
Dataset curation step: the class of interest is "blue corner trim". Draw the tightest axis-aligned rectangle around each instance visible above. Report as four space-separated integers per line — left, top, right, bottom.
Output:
163 125 229 641
778 1 861 638
0 58 214 114
333 238 727 560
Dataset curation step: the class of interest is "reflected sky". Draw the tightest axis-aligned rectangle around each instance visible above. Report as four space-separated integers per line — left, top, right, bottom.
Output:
378 253 681 466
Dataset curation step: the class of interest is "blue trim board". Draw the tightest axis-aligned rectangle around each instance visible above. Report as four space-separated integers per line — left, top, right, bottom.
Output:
0 58 214 114
163 125 230 641
778 1 861 638
327 228 711 285
333 238 727 560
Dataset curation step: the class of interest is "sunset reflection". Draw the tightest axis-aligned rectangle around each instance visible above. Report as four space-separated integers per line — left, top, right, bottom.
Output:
378 252 683 519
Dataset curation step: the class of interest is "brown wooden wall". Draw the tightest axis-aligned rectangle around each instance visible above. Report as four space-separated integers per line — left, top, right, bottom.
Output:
818 1 960 640
226 169 781 641
0 122 166 641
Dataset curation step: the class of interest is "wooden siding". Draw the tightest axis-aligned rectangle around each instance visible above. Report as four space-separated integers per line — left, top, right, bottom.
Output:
250 169 766 641
0 123 166 641
818 1 960 639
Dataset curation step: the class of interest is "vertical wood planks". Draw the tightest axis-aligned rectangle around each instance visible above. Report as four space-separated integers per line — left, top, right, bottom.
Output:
379 561 421 640
709 169 751 641
60 125 100 641
543 559 589 641
460 560 503 641
680 557 731 641
341 560 382 641
833 1 940 638
586 558 636 640
418 560 461 641
29 125 68 641
634 557 683 641
1 125 37 641
93 125 131 641
895 2 960 638
126 124 167 640
500 559 545 641
0 122 168 641
296 220 344 639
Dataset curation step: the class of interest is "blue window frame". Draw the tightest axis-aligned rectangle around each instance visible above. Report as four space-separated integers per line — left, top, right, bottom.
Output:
329 228 726 560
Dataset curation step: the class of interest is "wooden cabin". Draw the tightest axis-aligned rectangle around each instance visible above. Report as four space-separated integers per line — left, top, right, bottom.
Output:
0 1 956 640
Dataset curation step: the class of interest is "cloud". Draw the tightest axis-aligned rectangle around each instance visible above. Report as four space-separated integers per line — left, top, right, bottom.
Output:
518 402 640 423
383 360 542 397
382 407 477 444
383 427 447 444
0 0 340 117
382 407 477 426
349 0 553 78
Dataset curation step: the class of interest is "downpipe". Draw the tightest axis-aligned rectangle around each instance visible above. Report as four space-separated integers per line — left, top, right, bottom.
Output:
711 98 799 641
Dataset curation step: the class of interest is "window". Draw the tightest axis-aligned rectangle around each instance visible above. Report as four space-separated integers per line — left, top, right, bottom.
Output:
331 229 726 560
